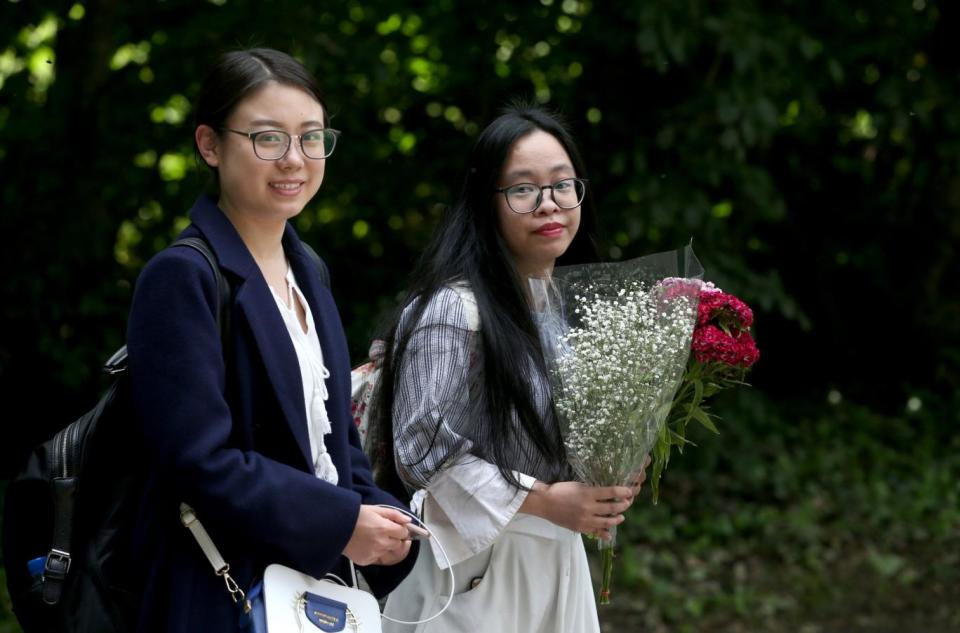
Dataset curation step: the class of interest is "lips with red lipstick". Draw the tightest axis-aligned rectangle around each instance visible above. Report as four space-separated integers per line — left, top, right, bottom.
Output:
534 222 565 237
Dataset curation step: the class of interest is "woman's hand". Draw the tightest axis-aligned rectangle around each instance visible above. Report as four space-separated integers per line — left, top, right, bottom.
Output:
343 505 413 566
628 454 653 498
521 455 652 540
520 481 635 540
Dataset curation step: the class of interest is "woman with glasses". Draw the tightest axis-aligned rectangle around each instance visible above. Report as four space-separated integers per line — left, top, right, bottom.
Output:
125 48 417 631
371 104 647 632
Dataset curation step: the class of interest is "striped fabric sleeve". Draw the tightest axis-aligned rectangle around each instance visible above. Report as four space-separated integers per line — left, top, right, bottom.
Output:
392 286 476 489
394 286 536 559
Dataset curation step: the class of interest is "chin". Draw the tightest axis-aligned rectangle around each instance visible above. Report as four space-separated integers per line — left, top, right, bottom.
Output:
545 244 572 261
267 201 306 221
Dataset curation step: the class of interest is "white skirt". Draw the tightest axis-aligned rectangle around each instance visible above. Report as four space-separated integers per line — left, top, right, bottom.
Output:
382 513 600 633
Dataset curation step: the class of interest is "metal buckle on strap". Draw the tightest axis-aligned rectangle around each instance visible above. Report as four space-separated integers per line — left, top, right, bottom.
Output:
43 549 72 580
216 564 246 604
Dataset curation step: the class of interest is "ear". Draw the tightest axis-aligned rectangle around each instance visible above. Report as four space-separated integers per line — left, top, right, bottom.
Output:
195 125 220 168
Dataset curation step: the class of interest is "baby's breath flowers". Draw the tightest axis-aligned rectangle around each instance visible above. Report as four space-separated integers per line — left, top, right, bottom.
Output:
553 281 698 489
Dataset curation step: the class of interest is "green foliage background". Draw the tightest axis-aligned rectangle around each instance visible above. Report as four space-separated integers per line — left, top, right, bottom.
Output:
1 0 958 630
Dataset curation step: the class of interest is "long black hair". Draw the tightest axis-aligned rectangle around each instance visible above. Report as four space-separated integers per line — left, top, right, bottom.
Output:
371 103 600 498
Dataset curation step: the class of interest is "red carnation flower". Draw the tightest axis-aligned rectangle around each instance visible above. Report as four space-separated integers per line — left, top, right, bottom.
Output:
734 331 760 368
659 277 759 510
692 324 740 365
697 291 754 330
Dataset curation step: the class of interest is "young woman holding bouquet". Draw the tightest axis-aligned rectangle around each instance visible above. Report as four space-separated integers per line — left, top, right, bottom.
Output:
372 105 645 632
125 48 417 631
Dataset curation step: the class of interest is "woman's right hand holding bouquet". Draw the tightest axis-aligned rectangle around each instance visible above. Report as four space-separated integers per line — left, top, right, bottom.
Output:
521 481 636 540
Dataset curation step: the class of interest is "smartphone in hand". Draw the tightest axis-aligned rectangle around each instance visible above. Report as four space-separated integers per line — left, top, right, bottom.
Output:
406 523 430 540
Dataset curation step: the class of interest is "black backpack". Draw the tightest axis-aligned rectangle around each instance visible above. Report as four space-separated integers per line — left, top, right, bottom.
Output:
3 236 328 633
2 237 230 633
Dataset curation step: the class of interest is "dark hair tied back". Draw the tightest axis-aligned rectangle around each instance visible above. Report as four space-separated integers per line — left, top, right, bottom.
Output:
194 48 328 132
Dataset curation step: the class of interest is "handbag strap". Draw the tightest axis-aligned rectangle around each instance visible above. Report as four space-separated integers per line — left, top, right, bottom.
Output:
180 502 456 624
173 236 330 607
179 503 247 607
170 238 244 606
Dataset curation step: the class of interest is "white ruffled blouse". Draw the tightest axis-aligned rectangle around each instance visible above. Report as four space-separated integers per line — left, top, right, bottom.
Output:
269 262 339 484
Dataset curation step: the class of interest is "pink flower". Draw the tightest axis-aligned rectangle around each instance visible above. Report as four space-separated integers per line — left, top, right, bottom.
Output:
657 278 701 302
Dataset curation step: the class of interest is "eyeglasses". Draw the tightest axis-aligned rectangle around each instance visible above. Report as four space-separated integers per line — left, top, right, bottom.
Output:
222 128 341 160
494 177 587 214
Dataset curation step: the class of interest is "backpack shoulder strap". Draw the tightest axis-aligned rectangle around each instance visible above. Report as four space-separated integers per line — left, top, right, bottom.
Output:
300 242 331 289
100 237 230 375
170 236 231 338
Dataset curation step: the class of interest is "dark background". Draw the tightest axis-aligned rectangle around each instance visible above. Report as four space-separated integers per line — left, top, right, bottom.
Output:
1 1 958 631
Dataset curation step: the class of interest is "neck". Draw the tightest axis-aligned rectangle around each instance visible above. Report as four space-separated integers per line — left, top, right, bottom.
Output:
526 274 557 312
515 261 555 307
515 259 554 280
218 196 287 268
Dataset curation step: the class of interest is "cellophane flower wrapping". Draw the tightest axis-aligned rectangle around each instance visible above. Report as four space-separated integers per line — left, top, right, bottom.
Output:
529 244 703 604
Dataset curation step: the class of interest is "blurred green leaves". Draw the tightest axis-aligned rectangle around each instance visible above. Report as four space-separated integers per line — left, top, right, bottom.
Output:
0 3 958 627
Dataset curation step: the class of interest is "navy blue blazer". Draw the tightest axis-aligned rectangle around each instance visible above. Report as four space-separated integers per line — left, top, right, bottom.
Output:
126 195 417 632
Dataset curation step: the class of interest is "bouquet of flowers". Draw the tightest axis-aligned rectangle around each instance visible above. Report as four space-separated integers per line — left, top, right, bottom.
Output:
532 245 761 603
651 280 759 500
529 245 703 604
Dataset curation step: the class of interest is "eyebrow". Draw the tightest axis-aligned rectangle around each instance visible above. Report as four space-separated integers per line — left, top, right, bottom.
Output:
248 118 326 129
504 164 574 180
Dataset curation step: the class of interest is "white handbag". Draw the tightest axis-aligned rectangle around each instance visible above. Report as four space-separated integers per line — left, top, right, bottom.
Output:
180 503 453 632
255 563 381 632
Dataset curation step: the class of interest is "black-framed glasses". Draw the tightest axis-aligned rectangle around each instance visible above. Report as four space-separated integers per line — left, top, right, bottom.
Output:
222 128 341 160
494 177 587 214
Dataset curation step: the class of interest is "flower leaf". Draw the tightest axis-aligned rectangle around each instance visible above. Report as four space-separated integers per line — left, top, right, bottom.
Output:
690 406 720 434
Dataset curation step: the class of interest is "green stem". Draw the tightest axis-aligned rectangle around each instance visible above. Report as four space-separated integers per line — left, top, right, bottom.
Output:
674 378 694 403
599 545 614 604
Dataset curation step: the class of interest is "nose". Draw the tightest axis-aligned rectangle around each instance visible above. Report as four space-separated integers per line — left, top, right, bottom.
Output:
534 187 560 215
277 137 306 168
